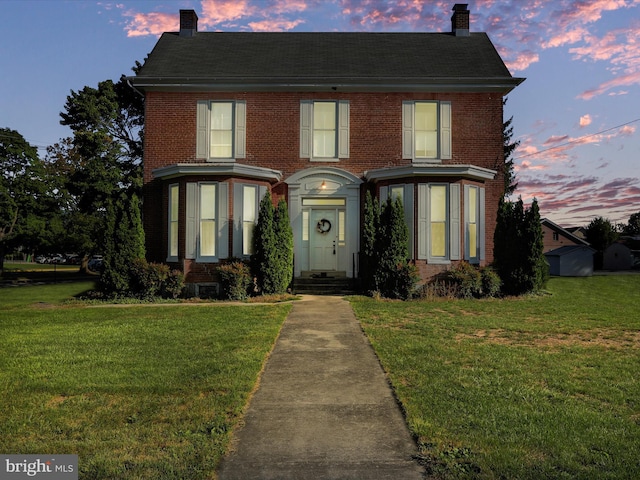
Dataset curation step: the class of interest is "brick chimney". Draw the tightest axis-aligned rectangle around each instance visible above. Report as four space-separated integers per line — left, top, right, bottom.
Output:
451 4 470 37
180 9 198 37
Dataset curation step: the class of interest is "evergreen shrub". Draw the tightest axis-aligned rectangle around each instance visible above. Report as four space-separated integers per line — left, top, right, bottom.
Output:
218 261 252 301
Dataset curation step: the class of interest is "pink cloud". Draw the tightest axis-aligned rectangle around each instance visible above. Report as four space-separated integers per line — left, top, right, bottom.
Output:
124 11 176 37
248 19 306 31
579 114 592 128
578 71 640 99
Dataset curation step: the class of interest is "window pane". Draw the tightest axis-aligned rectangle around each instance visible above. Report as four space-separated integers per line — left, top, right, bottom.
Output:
313 102 336 157
200 184 216 219
313 102 336 129
170 185 179 222
431 223 446 257
210 102 233 158
415 103 437 130
415 102 438 158
302 198 346 206
415 131 438 158
430 185 447 222
468 224 477 258
170 222 179 257
469 187 477 222
339 211 345 243
243 222 254 255
211 131 233 158
302 211 309 241
200 220 216 256
243 186 256 222
211 103 233 130
313 130 336 157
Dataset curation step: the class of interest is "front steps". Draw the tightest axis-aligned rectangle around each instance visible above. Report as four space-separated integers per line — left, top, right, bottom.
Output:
292 272 358 295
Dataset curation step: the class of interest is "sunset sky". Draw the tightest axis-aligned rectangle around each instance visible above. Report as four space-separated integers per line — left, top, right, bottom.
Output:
1 0 638 227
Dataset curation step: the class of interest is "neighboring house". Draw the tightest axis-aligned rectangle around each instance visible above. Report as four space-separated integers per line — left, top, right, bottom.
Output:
545 245 596 277
603 242 635 271
541 219 594 276
129 4 524 294
541 218 590 253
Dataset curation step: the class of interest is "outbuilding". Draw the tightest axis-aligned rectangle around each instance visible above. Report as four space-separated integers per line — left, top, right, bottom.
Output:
544 245 595 277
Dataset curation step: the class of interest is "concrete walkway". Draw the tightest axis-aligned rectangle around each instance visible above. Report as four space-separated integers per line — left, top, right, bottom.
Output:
217 295 424 480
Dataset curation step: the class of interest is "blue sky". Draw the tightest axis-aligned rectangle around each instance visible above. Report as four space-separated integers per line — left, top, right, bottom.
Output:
1 0 639 227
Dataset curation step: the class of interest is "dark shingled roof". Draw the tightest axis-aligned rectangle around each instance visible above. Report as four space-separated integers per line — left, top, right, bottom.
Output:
132 31 524 91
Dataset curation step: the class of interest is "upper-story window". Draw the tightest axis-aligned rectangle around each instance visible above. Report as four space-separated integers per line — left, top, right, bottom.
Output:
403 101 451 162
196 100 246 161
300 100 349 161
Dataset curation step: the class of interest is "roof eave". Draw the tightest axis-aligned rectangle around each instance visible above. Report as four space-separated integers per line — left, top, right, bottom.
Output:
153 163 283 182
128 76 525 94
365 164 497 182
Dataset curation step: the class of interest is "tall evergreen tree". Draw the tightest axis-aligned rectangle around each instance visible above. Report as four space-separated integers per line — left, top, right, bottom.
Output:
375 196 410 297
494 197 547 295
360 189 379 293
274 198 294 293
252 191 278 294
585 216 619 270
100 192 145 296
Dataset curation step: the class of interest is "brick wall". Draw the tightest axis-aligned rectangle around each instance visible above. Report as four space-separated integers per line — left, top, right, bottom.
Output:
143 90 505 279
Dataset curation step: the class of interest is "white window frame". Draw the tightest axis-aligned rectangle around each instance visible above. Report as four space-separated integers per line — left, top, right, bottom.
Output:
417 183 461 263
428 184 449 261
167 183 179 261
464 185 485 263
186 181 229 262
196 100 246 161
402 100 452 163
198 183 218 259
300 100 349 161
233 183 266 258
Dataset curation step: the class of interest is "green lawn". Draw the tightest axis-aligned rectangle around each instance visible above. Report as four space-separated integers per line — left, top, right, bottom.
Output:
350 275 640 479
0 283 290 479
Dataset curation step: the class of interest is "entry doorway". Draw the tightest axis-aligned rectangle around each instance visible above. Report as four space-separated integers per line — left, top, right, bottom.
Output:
310 209 338 271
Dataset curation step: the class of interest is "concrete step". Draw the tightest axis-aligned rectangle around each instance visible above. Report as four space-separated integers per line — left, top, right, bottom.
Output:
293 276 358 295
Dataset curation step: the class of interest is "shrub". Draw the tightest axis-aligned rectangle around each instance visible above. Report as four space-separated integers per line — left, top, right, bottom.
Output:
421 263 501 300
447 262 482 299
218 261 252 301
480 266 502 298
161 268 185 299
128 259 184 300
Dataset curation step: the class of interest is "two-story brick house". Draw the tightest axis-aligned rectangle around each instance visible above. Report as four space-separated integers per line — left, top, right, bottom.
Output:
129 4 523 295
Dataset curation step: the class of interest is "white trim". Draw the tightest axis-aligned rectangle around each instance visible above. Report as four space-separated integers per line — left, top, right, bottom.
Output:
153 163 282 182
365 164 496 182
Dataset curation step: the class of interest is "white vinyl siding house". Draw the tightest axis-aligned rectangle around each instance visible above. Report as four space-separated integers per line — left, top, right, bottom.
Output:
196 100 246 161
403 101 451 162
300 100 349 160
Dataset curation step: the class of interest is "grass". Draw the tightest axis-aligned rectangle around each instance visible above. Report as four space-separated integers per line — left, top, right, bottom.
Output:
0 282 290 479
350 275 640 479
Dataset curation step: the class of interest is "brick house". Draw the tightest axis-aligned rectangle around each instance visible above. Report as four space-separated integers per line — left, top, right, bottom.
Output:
129 4 523 295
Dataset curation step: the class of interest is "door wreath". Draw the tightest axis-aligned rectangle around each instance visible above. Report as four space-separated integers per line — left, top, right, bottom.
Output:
316 219 332 234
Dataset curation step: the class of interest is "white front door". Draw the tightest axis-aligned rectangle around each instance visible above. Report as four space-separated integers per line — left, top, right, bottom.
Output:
310 209 337 271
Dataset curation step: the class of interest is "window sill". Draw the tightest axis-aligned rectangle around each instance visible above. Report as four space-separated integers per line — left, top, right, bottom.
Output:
309 157 340 163
196 256 220 263
206 158 235 163
412 158 443 164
